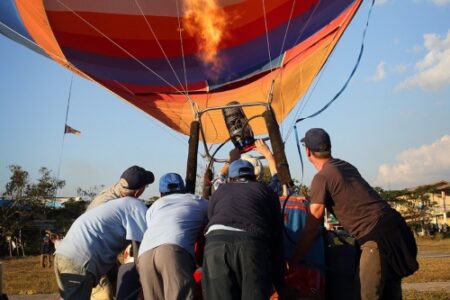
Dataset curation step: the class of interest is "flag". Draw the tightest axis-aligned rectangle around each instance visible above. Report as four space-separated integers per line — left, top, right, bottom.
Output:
64 124 81 136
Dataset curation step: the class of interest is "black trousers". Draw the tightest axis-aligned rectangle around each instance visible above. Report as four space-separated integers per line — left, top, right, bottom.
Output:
202 230 272 300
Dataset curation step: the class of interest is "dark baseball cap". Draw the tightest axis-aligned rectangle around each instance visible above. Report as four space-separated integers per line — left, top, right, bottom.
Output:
301 128 331 152
229 159 255 178
120 166 155 190
159 173 186 194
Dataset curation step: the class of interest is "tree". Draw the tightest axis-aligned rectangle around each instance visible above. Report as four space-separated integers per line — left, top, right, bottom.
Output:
402 185 438 234
49 198 88 232
4 165 29 200
26 167 65 218
375 185 438 235
1 165 33 238
1 165 66 238
374 187 408 208
77 185 105 202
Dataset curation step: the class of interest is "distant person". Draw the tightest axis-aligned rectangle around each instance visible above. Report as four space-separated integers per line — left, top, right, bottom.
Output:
213 139 282 195
52 234 63 252
289 128 418 300
87 165 154 300
87 165 154 210
203 160 285 299
54 197 148 300
137 173 208 300
40 233 54 268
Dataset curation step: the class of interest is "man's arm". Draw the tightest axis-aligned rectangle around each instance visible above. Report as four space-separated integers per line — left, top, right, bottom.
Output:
289 203 325 268
254 139 277 176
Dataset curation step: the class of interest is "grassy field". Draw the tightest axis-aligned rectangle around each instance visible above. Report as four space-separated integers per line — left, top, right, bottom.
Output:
1 238 449 296
416 236 450 252
1 256 59 295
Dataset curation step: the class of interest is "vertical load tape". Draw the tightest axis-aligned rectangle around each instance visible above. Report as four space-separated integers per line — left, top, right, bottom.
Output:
263 110 293 187
186 121 200 194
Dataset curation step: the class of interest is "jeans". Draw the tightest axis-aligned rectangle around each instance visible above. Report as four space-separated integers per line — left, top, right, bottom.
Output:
202 230 272 300
54 254 96 300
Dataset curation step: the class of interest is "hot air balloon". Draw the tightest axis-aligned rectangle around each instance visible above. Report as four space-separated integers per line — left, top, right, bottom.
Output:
0 0 363 193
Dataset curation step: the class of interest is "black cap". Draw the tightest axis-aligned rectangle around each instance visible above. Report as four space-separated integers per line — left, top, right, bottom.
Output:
120 166 154 190
301 128 331 152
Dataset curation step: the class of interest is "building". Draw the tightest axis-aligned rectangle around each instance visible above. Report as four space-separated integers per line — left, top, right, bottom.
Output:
429 181 450 226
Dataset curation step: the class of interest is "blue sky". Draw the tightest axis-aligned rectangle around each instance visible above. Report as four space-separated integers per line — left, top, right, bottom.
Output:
1 0 449 198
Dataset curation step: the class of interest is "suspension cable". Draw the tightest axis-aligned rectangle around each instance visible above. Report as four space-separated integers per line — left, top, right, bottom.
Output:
56 0 190 96
261 0 274 73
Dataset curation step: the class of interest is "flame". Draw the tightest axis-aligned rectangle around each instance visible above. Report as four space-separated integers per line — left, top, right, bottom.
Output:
183 0 228 73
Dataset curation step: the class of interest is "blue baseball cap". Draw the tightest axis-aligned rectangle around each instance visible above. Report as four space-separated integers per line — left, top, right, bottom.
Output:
301 128 331 152
229 159 255 178
159 173 186 193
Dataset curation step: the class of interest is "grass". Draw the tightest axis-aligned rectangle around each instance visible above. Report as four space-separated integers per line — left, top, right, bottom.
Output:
416 236 450 252
1 256 59 295
403 257 450 283
404 290 450 300
1 239 449 296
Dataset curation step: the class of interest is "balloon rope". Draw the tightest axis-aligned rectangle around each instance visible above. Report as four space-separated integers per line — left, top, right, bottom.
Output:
293 0 375 180
55 0 189 97
56 75 73 196
261 0 274 72
133 0 190 99
294 0 374 125
278 0 320 137
175 0 190 94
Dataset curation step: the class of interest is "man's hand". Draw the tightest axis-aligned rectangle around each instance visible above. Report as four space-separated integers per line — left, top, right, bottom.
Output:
254 139 277 176
254 139 271 157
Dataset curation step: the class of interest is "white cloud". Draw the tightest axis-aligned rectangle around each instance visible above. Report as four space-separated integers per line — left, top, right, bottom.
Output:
429 0 450 6
375 135 450 188
392 64 409 73
371 61 387 81
370 61 408 82
397 31 450 91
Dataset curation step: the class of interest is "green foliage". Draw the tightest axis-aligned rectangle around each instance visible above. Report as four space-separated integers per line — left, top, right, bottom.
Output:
1 165 65 238
1 165 35 238
375 185 439 234
77 185 105 202
286 178 310 197
48 199 88 233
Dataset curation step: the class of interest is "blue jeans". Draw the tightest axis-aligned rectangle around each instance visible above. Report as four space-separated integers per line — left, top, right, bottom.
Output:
202 230 272 300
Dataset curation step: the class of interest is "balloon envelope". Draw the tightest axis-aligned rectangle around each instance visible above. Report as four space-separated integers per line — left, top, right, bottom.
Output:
1 0 362 143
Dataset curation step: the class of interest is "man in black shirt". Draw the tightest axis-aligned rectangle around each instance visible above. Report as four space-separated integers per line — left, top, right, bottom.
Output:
290 128 418 300
202 159 285 299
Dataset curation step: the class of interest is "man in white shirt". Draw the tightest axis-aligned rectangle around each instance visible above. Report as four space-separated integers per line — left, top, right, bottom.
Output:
137 173 208 300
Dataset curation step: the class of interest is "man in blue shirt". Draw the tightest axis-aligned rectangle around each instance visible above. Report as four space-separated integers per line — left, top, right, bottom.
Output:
137 173 208 300
54 197 148 300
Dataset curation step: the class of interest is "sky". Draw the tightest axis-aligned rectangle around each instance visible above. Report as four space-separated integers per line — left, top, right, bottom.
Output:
1 0 449 199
